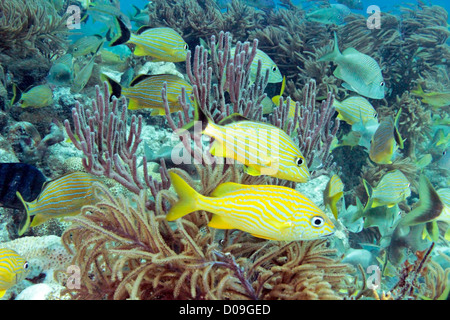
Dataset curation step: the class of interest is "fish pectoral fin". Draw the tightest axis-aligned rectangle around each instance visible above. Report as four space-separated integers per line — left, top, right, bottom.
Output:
150 108 165 116
243 165 262 176
29 214 47 227
208 214 234 229
127 99 141 110
210 140 226 157
133 45 148 57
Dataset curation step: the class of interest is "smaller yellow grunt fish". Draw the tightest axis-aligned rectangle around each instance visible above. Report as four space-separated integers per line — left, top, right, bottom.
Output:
190 105 310 183
323 174 344 219
363 169 411 209
333 96 377 125
0 248 30 298
104 73 195 115
166 172 335 241
12 84 53 108
411 84 450 108
369 109 404 164
16 172 101 235
111 17 188 62
231 47 282 84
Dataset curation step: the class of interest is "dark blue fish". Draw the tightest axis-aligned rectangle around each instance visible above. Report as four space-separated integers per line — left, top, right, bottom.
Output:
0 163 47 210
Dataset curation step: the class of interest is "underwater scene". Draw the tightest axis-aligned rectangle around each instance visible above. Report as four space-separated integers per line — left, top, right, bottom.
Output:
0 0 449 302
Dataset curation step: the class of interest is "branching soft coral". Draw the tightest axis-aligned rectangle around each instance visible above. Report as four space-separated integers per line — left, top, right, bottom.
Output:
59 179 354 300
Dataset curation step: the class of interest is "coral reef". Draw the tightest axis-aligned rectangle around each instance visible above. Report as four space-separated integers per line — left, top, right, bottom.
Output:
60 182 353 300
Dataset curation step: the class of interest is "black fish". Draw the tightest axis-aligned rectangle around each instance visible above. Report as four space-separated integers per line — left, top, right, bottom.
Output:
0 163 47 210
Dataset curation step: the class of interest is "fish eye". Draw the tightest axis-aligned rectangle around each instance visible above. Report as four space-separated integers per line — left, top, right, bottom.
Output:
23 262 29 269
380 81 385 87
311 216 324 228
184 44 188 50
295 157 304 166
272 65 277 72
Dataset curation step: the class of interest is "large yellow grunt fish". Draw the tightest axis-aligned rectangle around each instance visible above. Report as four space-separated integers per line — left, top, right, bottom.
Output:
189 106 310 183
166 172 335 241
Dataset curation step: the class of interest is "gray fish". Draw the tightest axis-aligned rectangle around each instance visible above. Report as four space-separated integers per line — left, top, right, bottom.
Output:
306 4 351 25
71 44 102 93
141 143 197 177
319 32 385 99
47 54 74 86
68 35 105 58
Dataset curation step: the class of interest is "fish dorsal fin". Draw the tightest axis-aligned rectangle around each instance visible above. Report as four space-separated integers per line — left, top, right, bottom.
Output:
136 25 153 35
401 175 443 226
393 108 404 149
342 47 360 56
210 182 249 197
217 113 250 126
129 74 153 87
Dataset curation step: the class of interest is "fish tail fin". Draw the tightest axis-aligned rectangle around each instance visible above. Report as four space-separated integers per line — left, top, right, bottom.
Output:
101 73 122 100
319 31 341 62
16 191 32 236
393 108 405 149
411 83 425 96
182 102 211 133
362 179 374 210
400 174 443 227
330 192 343 220
10 84 22 107
166 172 202 221
110 17 131 47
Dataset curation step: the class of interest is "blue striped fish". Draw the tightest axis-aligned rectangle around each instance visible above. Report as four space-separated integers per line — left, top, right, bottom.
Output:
193 107 310 183
16 172 100 235
231 47 282 83
166 172 335 241
369 109 404 164
0 248 29 298
323 174 344 219
333 96 377 125
364 169 411 208
104 74 195 115
111 17 188 62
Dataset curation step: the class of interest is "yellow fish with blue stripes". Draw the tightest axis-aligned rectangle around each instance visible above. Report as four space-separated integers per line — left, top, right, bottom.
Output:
0 248 29 298
363 169 411 209
104 73 195 115
16 172 100 236
369 109 404 164
166 172 335 241
323 174 344 219
231 47 282 84
191 106 310 183
111 17 188 62
333 96 377 125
